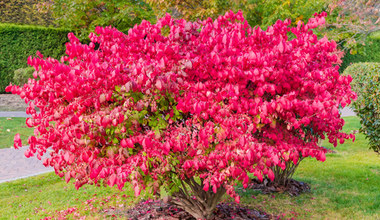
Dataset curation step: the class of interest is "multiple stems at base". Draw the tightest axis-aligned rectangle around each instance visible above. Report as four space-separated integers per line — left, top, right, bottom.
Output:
170 177 226 220
271 158 303 186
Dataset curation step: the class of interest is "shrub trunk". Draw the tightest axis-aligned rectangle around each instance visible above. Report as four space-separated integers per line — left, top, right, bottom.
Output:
271 158 303 186
170 177 226 219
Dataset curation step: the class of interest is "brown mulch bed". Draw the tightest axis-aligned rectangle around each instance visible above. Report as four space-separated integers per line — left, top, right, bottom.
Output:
102 199 274 220
247 178 311 196
321 146 337 154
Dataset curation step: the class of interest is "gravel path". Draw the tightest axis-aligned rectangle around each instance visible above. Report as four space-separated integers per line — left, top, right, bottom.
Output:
0 111 32 117
340 107 356 117
0 147 53 183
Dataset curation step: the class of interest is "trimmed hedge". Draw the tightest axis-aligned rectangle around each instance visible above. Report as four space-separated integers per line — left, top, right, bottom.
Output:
340 33 380 72
0 24 70 93
344 62 380 153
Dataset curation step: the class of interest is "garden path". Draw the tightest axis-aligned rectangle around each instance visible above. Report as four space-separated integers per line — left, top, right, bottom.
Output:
340 107 356 117
0 111 30 117
0 147 53 183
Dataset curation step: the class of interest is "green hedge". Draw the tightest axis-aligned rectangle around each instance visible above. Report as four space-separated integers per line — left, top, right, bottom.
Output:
344 62 380 153
0 24 70 93
340 33 380 72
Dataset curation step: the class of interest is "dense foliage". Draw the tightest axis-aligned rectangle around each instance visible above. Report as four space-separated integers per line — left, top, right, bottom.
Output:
340 33 380 72
146 0 241 20
13 67 35 87
147 0 328 28
344 62 380 153
0 0 55 26
40 0 156 40
243 0 328 29
8 12 355 219
0 24 69 93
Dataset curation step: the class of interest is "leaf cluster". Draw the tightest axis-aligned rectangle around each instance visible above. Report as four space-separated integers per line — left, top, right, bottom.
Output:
13 67 35 87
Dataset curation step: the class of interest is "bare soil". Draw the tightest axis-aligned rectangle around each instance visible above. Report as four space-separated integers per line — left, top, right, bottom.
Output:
103 199 273 220
0 94 28 111
247 178 311 197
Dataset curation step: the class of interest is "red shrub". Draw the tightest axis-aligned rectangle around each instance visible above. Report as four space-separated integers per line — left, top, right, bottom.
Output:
7 11 355 219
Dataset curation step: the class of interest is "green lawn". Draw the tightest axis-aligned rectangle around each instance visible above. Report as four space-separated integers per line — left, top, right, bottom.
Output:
0 116 379 219
0 173 139 219
240 116 380 219
0 117 34 149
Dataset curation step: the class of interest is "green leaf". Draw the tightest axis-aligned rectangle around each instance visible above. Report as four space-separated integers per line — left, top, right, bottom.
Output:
115 85 121 92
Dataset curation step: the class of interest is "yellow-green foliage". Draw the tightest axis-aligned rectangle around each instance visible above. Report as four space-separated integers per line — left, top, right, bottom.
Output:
243 0 328 28
13 67 35 87
147 0 240 20
147 0 327 28
0 0 54 26
49 0 156 40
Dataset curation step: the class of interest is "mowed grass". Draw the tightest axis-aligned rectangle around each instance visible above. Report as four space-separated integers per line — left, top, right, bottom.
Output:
0 173 144 219
0 117 34 149
240 116 380 219
0 116 379 219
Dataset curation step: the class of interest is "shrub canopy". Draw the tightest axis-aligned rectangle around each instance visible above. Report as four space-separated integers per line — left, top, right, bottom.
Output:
8 11 355 218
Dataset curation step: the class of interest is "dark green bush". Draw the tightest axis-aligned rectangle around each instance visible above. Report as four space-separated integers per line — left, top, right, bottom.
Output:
340 33 380 72
344 62 380 153
13 67 35 86
0 24 70 93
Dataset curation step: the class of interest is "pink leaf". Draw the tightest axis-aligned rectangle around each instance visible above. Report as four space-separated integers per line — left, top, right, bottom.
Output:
14 134 22 149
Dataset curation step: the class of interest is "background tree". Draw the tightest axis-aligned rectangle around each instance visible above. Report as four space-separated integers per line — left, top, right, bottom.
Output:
39 0 156 40
146 0 378 51
242 0 328 29
146 0 242 20
324 0 380 52
146 0 328 28
0 0 55 26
